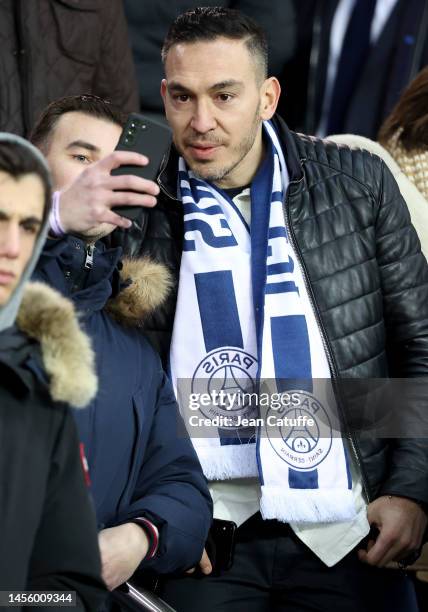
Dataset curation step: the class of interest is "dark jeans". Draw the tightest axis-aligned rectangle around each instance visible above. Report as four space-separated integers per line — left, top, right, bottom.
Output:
160 513 418 612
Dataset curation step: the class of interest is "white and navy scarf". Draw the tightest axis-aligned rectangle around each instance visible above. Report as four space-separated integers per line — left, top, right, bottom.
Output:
170 121 355 523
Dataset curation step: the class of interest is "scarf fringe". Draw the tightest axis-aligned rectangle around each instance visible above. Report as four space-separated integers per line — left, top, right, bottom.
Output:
260 486 356 523
197 444 258 480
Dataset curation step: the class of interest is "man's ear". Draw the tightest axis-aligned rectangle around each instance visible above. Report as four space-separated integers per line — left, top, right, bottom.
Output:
260 77 281 121
160 79 167 103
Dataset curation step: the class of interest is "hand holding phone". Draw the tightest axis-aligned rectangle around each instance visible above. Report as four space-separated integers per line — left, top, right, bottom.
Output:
111 113 172 221
56 149 160 234
184 519 236 578
205 518 237 575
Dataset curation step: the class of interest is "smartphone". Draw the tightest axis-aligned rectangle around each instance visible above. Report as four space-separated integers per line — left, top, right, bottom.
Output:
206 518 237 574
111 113 172 221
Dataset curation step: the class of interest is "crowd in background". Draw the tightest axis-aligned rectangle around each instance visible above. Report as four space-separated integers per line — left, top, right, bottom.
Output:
2 0 428 141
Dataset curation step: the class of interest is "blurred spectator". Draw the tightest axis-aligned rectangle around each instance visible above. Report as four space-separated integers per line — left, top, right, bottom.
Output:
124 0 296 121
0 134 105 610
0 0 138 136
327 65 428 257
378 64 428 200
279 0 428 138
30 95 212 599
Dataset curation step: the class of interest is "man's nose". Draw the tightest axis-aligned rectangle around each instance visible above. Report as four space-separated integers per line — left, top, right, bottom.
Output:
190 100 217 134
0 223 20 259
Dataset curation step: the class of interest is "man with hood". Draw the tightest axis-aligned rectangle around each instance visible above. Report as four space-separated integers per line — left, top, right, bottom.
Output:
0 133 106 610
30 95 213 596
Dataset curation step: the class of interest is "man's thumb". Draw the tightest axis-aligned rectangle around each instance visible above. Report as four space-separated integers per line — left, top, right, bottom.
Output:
199 548 212 575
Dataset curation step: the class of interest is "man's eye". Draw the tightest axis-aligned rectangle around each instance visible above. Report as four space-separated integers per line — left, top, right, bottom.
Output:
73 154 90 163
217 94 233 102
21 224 38 235
174 95 190 103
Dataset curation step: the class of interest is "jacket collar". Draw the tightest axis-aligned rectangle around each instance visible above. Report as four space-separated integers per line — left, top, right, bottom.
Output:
271 115 305 183
38 236 123 315
38 236 174 328
158 143 181 202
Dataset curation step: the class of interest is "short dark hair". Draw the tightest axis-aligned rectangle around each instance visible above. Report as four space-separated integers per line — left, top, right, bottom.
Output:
0 141 52 223
162 7 268 80
378 66 428 150
30 94 127 153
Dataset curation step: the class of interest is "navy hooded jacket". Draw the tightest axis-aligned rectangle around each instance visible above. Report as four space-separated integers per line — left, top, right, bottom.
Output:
33 235 212 574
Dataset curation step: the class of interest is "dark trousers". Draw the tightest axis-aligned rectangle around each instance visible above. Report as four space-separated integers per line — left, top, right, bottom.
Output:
160 513 418 612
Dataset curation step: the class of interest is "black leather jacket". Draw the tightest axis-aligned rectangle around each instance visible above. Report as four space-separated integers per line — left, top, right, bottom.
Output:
113 115 428 506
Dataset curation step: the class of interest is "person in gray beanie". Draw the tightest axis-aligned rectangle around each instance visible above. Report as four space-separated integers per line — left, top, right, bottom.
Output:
0 134 107 611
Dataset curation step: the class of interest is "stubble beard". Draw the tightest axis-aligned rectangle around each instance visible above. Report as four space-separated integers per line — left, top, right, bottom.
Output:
179 103 262 185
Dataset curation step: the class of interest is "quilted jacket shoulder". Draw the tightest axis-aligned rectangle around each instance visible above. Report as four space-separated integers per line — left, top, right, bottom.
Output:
286 129 428 378
293 130 385 197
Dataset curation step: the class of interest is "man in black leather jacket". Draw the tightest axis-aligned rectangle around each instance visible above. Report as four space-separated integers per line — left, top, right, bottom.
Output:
43 7 428 612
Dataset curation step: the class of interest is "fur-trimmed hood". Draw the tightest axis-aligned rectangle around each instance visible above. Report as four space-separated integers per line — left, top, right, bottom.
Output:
16 282 97 409
105 257 174 327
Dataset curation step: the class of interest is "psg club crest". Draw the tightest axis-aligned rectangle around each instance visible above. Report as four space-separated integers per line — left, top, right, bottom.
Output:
266 390 333 469
192 347 259 425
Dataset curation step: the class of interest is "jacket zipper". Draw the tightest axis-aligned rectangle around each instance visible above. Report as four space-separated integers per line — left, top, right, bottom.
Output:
156 144 180 202
85 245 95 270
71 244 95 294
283 178 371 503
157 172 179 202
